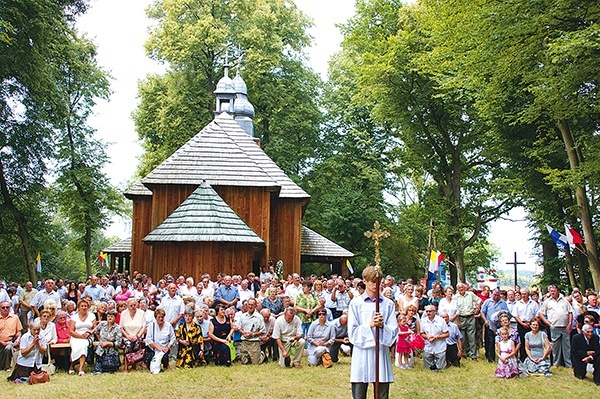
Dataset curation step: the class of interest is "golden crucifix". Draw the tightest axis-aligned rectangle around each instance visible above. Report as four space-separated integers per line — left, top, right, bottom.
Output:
364 221 390 267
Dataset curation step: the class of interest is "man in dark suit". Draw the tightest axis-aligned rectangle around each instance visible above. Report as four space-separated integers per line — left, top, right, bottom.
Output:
572 324 600 385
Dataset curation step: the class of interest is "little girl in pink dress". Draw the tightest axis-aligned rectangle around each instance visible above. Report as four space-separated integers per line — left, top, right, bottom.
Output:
395 314 413 369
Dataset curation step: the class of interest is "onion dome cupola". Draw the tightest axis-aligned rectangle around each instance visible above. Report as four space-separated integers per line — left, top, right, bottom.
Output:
214 62 235 115
232 71 255 137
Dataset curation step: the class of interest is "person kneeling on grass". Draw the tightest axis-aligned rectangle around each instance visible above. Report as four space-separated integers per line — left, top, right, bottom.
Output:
420 305 449 371
145 308 175 374
572 323 600 385
273 307 305 368
7 320 46 383
306 310 335 367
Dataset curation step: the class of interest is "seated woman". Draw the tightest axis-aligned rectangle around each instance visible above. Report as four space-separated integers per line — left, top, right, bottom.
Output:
495 313 521 352
114 280 132 304
42 299 58 323
52 311 71 371
65 300 76 320
120 298 146 354
405 305 421 335
144 308 175 374
176 308 204 368
261 287 284 317
38 309 57 346
69 300 96 376
523 316 552 376
95 302 108 325
93 309 122 374
7 321 46 383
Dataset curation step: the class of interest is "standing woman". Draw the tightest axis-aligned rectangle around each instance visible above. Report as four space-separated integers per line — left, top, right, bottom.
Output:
7 321 46 383
66 282 80 305
69 300 96 376
93 309 122 374
398 284 418 314
438 286 459 325
114 280 133 304
295 280 320 338
208 304 233 366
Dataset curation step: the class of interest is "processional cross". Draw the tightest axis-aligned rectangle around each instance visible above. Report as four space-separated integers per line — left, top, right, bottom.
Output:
364 221 390 268
363 221 390 399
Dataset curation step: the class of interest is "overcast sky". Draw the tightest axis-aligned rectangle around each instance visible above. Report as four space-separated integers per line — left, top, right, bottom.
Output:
76 0 539 274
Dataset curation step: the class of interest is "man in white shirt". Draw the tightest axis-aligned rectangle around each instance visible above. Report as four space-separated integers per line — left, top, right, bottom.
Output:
514 288 539 361
158 283 185 360
538 285 573 367
238 298 265 365
273 307 304 368
284 273 302 301
420 305 449 371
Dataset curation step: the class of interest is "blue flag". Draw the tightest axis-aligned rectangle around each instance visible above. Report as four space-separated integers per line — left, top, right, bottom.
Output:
546 224 568 250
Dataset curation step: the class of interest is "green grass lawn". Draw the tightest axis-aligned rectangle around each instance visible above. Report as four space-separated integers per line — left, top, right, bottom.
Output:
3 354 594 398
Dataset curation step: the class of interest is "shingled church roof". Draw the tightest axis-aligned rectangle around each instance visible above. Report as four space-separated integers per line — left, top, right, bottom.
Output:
103 237 132 253
141 113 310 200
124 180 152 199
143 181 264 244
301 226 354 258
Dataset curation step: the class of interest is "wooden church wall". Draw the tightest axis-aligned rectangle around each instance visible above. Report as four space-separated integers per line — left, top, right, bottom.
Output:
149 242 257 281
130 195 153 275
149 184 197 230
269 198 303 276
214 185 271 267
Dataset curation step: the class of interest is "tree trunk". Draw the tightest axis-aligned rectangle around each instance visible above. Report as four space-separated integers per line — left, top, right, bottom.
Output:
0 159 37 282
85 226 92 277
564 250 577 289
558 119 600 290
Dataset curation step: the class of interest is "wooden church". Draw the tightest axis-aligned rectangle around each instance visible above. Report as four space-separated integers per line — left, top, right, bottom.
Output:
124 66 352 281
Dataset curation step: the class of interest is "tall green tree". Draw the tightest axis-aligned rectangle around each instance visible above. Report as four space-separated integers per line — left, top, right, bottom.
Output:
134 0 321 179
419 0 600 288
0 0 89 281
336 0 515 283
52 35 125 277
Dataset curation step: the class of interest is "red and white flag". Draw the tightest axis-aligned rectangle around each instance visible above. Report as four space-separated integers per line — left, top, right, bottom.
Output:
564 223 583 247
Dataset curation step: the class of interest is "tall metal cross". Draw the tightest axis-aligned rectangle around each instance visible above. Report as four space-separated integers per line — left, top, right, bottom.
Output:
364 221 390 267
506 252 525 288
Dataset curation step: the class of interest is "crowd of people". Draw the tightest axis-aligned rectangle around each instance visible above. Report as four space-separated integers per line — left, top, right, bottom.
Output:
0 268 599 388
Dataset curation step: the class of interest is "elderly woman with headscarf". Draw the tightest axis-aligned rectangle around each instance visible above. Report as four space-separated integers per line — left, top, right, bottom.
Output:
7 320 46 383
93 309 122 374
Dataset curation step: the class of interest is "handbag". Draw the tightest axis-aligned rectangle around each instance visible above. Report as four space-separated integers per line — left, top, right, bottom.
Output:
28 370 50 385
125 346 146 365
226 340 236 361
100 350 121 371
86 336 95 365
41 348 56 375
